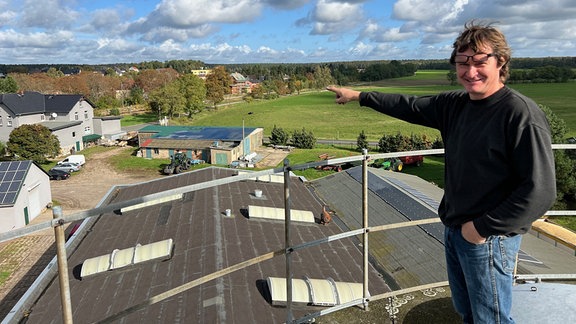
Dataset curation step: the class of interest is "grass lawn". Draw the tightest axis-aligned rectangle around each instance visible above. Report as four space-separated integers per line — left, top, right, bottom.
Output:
172 72 575 140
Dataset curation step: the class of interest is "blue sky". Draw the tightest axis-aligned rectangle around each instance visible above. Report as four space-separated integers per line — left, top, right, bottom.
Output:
0 0 574 64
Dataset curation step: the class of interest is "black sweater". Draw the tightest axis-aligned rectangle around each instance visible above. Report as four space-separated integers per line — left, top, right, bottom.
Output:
359 87 556 237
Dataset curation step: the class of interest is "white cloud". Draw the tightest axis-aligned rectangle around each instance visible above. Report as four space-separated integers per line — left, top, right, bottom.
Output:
309 0 365 35
0 0 573 64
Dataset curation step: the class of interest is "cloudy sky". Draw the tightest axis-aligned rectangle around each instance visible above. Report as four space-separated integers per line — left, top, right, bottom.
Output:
0 0 574 65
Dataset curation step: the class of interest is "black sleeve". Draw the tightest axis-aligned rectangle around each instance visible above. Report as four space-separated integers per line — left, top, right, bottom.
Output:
359 91 447 130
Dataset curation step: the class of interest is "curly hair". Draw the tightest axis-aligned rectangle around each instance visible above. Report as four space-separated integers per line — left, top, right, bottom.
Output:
450 20 511 83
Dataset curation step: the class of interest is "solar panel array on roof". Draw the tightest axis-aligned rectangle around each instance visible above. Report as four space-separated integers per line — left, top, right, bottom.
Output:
156 127 257 140
347 167 444 244
0 160 31 206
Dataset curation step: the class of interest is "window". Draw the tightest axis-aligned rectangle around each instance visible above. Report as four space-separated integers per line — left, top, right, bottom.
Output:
84 126 91 134
154 148 159 154
84 110 88 119
0 116 2 126
72 131 76 137
75 112 79 120
7 116 12 127
40 114 45 121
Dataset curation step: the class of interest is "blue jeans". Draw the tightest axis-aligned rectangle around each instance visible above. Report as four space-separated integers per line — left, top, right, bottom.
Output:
444 226 521 324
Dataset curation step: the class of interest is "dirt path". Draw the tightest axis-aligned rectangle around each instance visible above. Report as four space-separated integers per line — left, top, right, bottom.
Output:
50 147 160 211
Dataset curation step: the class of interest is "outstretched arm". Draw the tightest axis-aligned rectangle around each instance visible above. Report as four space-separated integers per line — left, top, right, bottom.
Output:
326 86 361 104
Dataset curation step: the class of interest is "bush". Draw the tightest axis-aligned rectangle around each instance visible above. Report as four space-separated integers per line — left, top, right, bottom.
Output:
291 127 316 149
270 125 289 146
356 130 369 152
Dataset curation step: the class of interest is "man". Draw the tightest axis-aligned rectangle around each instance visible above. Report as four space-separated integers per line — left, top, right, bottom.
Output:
327 21 556 323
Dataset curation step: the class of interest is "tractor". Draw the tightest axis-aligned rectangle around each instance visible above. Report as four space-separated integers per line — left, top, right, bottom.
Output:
163 151 192 175
373 157 403 172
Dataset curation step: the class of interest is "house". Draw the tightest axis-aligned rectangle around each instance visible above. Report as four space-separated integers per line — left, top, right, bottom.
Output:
137 125 264 165
0 160 52 233
191 68 212 80
0 91 98 154
230 72 254 94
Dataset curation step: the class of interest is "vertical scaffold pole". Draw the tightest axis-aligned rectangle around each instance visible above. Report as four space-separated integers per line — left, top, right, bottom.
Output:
53 206 73 323
362 149 370 311
284 159 293 323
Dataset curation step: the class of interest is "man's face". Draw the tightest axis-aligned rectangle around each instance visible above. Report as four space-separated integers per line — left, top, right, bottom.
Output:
455 47 503 100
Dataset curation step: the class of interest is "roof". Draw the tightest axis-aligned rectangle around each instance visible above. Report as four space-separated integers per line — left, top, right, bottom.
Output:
43 94 84 113
0 160 32 206
230 72 247 81
38 120 83 131
139 125 258 141
141 138 235 150
0 92 45 115
310 166 448 289
24 167 389 323
93 116 122 120
0 92 95 116
82 134 101 142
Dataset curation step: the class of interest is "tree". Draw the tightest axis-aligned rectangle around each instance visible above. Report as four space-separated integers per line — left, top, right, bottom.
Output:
205 66 232 108
7 124 60 163
148 81 186 118
135 68 180 94
539 104 576 209
178 74 206 117
270 125 289 146
447 70 457 86
0 76 18 93
291 127 316 149
356 130 369 152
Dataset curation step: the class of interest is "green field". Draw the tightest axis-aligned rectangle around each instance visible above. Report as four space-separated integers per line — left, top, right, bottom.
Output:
171 71 576 140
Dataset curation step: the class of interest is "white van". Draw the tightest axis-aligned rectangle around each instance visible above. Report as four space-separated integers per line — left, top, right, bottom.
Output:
57 154 86 166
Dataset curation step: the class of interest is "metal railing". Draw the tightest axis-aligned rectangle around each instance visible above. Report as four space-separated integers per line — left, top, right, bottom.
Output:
1 147 575 324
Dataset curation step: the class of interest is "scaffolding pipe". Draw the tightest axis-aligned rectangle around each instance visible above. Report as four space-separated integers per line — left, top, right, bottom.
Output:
52 206 73 324
284 159 293 323
362 149 370 311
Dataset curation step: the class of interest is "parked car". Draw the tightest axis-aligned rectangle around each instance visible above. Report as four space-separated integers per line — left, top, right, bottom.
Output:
48 169 71 180
57 154 86 166
51 162 81 173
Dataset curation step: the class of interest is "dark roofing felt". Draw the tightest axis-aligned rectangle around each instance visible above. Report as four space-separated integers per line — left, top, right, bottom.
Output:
25 167 389 323
309 166 448 290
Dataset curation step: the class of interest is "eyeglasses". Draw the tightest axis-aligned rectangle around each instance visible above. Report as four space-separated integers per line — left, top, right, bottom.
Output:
453 53 495 64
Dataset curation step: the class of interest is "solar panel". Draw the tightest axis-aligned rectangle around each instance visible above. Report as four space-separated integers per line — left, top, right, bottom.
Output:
347 168 445 244
0 161 32 206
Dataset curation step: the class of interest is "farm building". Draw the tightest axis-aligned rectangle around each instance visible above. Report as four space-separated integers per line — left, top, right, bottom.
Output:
93 115 125 141
0 160 52 233
137 125 264 165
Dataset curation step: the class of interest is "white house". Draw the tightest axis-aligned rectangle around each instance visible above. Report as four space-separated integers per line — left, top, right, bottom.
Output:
0 160 52 233
0 91 97 154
